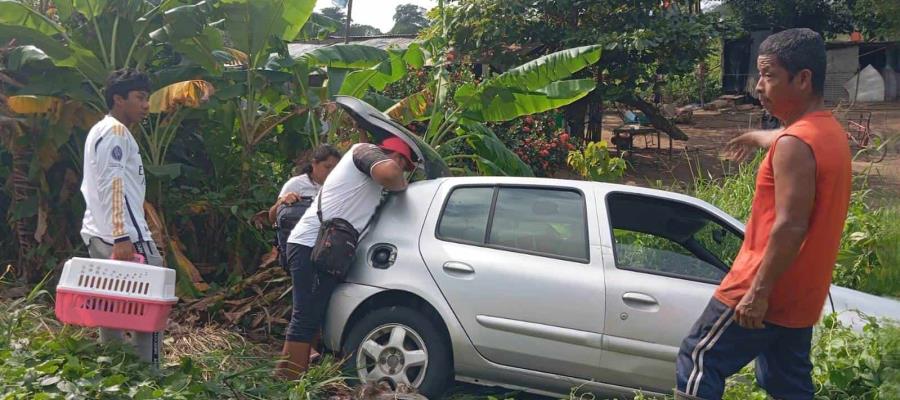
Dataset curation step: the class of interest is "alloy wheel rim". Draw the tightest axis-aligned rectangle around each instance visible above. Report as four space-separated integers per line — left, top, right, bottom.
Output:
355 323 429 389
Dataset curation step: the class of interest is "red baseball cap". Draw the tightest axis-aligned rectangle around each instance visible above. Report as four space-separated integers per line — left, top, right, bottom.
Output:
379 137 416 171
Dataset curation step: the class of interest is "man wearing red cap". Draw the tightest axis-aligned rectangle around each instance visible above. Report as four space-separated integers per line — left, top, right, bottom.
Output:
274 136 415 379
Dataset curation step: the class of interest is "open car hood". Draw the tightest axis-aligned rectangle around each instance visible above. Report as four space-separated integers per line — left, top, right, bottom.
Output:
334 96 451 179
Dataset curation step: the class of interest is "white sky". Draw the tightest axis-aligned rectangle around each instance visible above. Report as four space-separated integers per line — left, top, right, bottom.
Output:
315 0 438 33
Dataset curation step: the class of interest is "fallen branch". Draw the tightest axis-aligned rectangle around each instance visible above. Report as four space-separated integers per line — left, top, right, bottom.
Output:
185 266 284 313
618 95 689 141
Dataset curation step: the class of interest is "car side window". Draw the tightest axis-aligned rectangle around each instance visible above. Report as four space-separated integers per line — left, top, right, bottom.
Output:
606 192 742 283
437 186 589 261
488 188 588 260
437 187 494 243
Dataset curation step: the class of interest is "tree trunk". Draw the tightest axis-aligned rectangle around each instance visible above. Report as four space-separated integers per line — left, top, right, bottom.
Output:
587 84 603 142
564 96 589 141
9 131 39 282
619 95 689 141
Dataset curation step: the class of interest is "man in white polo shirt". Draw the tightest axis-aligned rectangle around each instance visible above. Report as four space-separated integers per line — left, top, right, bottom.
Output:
275 136 414 379
80 68 163 366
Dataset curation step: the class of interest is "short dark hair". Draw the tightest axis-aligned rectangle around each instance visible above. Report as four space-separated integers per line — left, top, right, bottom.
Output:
104 69 151 109
758 28 827 97
300 144 342 175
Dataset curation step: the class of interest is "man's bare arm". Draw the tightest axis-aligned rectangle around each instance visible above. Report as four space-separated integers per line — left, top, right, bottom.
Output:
723 129 783 161
371 161 407 191
734 135 816 328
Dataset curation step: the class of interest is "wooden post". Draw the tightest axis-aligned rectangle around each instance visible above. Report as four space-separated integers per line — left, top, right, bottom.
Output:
344 0 353 44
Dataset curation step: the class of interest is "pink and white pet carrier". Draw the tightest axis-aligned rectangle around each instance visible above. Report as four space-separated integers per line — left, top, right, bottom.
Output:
55 257 177 332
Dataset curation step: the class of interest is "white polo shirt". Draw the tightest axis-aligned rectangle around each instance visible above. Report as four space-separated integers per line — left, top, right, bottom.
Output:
288 144 390 247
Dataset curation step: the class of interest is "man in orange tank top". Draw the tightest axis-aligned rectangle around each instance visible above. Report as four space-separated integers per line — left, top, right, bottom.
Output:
675 28 852 400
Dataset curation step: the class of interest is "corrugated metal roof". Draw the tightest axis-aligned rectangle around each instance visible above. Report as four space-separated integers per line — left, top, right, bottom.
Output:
288 36 418 58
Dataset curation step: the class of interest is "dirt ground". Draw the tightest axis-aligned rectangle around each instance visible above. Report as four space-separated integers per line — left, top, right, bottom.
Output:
586 101 900 204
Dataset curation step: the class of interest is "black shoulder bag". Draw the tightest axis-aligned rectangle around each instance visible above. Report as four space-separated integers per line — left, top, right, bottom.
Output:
274 197 313 270
310 192 382 279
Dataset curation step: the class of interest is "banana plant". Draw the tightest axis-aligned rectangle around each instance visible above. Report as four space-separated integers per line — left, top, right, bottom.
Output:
286 42 426 147
388 45 604 176
0 0 218 110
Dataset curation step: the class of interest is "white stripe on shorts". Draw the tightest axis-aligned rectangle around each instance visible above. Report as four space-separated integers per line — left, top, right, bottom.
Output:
686 307 734 396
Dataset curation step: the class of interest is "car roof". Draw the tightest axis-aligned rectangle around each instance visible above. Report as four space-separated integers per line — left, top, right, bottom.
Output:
411 176 745 230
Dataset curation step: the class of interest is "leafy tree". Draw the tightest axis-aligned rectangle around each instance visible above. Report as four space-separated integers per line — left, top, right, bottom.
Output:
349 24 382 36
319 6 346 23
721 0 853 36
317 6 383 37
848 0 900 40
390 4 430 34
431 0 728 140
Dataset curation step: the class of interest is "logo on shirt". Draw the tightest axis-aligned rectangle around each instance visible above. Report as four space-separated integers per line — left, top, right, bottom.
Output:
111 145 123 161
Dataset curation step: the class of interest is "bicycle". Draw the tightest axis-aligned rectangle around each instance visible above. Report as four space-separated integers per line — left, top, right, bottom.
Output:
846 111 888 163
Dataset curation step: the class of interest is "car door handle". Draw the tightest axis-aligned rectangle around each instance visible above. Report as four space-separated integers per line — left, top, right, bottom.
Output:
622 292 658 306
443 261 474 274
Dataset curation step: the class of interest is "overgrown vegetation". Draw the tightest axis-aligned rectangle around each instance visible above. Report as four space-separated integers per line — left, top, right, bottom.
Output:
722 314 900 400
0 272 351 400
679 153 899 297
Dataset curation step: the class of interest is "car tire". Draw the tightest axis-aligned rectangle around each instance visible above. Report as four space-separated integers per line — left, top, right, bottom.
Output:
342 306 452 398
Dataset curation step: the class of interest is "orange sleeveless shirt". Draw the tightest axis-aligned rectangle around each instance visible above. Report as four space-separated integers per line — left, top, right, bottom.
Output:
714 110 852 328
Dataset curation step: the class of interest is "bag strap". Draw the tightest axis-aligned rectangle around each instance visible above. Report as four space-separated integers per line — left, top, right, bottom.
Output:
359 191 387 237
316 189 323 223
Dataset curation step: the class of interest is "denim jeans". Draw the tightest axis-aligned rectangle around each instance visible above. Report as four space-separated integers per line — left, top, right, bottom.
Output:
285 243 339 342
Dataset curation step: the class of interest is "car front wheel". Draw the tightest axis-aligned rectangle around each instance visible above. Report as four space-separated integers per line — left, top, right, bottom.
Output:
342 306 451 398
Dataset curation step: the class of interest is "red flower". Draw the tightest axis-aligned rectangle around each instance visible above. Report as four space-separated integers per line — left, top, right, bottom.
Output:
540 150 550 157
559 133 570 143
523 126 531 133
524 116 534 125
550 142 557 148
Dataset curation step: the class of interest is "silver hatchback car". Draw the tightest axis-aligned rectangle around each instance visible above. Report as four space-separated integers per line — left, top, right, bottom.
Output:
322 97 900 398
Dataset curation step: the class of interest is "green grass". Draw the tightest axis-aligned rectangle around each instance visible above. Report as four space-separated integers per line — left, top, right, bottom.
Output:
0 271 350 400
676 153 900 298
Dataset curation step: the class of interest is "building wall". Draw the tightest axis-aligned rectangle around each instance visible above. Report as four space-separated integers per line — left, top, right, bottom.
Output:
824 46 859 104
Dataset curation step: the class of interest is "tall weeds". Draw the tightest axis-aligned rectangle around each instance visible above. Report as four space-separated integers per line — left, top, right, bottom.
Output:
680 152 899 298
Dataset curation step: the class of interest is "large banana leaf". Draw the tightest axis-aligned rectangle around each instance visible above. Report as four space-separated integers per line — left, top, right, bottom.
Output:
466 79 596 122
7 95 60 115
297 12 342 40
149 80 216 113
487 45 602 92
461 123 533 177
171 26 226 73
150 3 211 42
5 45 52 70
338 52 405 97
403 43 426 69
362 93 398 112
57 0 110 20
305 44 390 69
214 0 316 68
386 89 432 125
0 23 105 84
0 0 62 36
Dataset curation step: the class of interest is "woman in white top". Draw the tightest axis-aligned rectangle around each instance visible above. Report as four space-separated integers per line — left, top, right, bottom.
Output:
268 144 341 225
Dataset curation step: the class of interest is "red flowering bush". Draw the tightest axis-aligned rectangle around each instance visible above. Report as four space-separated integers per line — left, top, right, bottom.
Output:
494 112 577 177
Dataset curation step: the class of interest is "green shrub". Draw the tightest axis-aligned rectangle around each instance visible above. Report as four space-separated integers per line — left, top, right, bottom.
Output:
0 279 348 400
684 155 899 297
566 141 627 182
723 314 900 400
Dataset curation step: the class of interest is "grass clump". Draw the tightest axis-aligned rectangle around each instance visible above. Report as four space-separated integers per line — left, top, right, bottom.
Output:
0 270 349 400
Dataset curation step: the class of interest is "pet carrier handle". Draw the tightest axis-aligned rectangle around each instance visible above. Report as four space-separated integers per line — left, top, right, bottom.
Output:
112 253 145 264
